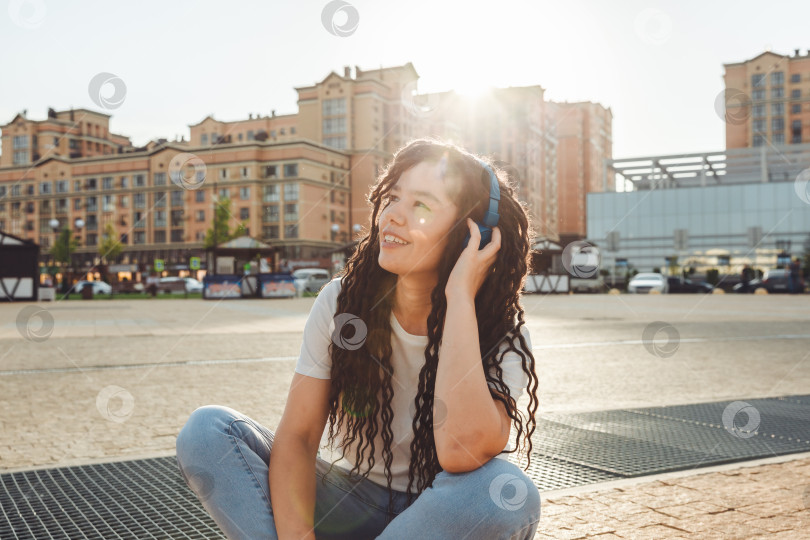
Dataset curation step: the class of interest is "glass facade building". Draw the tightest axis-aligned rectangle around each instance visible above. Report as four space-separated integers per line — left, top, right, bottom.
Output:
587 146 810 274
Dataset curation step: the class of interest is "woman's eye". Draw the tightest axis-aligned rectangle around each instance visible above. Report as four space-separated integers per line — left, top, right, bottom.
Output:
415 201 430 211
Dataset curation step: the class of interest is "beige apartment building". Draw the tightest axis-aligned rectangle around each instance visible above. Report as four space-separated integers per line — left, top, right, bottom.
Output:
724 49 810 148
0 62 611 278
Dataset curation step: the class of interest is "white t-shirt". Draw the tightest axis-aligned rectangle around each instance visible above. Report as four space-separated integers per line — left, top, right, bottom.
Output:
294 278 532 492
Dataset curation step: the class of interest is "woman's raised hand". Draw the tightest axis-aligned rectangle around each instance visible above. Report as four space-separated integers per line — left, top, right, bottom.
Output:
445 218 501 301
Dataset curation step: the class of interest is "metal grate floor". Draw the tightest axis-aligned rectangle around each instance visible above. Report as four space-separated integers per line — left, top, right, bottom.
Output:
2 395 809 538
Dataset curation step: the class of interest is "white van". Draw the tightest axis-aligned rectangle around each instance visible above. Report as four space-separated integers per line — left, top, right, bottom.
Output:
292 268 330 294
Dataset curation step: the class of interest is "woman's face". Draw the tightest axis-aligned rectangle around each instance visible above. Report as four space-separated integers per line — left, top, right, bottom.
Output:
377 160 460 279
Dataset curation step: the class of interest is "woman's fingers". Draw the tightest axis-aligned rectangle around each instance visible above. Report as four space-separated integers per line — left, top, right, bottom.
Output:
480 226 501 259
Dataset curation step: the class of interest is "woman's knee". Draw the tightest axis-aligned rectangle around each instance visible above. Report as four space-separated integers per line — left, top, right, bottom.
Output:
176 405 239 464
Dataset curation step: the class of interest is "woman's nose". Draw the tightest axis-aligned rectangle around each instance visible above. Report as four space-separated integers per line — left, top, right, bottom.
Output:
382 204 405 226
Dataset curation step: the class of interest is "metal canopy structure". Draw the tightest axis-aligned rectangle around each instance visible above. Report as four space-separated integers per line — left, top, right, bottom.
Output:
605 141 810 191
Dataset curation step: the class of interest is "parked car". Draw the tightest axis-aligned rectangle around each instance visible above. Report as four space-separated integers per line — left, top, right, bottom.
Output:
183 277 204 293
157 276 203 294
570 275 605 293
733 269 790 293
73 280 112 295
627 273 669 294
667 277 714 294
293 268 330 294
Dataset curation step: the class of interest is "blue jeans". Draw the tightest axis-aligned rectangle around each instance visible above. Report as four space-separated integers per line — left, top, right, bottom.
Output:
176 405 541 540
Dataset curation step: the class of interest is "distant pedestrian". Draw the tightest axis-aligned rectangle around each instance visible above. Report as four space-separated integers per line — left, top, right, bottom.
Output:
789 258 802 294
741 264 754 293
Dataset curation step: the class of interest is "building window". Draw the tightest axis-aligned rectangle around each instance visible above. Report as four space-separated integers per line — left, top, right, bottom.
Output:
154 173 167 186
154 211 167 228
752 89 765 100
772 87 784 99
196 210 205 222
264 165 277 178
195 190 205 202
134 193 146 208
170 209 183 226
171 190 184 206
134 174 146 187
239 207 249 220
792 104 802 115
263 205 279 222
753 134 765 147
56 180 68 193
103 195 115 212
120 233 128 245
263 225 279 239
241 167 249 178
284 203 298 221
40 182 52 194
13 151 28 164
86 196 98 212
120 196 129 208
240 187 250 200
280 128 286 135
324 136 347 149
263 185 279 202
74 199 82 210
26 184 34 196
322 97 347 116
247 130 254 141
270 130 277 138
220 168 228 179
134 231 145 244
85 178 97 190
11 185 21 197
284 224 298 238
291 126 296 135
201 134 208 146
751 73 766 88
284 183 299 201
283 163 298 177
772 118 785 131
791 89 801 99
753 119 765 132
323 117 346 134
102 177 113 190
218 188 230 199
238 133 243 141
772 103 784 116
154 230 166 243
13 135 28 149
773 133 785 145
791 73 801 83
86 234 97 246
120 176 129 188
771 71 784 86
171 229 183 242
154 192 166 207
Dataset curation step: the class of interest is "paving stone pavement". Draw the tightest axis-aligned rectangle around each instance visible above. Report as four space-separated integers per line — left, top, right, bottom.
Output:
2 294 810 538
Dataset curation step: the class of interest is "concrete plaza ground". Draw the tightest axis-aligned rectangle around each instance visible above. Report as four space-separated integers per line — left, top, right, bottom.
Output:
1 292 809 538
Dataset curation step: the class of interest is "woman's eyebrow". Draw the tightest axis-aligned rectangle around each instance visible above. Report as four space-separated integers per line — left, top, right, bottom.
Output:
391 184 442 204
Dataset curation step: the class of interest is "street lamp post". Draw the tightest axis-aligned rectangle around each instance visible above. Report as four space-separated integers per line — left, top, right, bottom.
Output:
71 218 85 291
49 218 60 291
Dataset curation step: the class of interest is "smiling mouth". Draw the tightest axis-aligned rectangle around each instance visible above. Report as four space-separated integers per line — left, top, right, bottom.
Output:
382 233 410 245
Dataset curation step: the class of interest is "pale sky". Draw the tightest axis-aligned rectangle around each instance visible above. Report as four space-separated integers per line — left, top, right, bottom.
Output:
2 0 809 159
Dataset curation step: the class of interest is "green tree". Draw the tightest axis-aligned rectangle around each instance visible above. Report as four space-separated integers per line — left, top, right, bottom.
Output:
49 227 78 265
203 197 247 248
99 223 123 263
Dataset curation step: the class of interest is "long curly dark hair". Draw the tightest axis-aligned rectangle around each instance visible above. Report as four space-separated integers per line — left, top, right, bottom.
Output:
320 138 539 525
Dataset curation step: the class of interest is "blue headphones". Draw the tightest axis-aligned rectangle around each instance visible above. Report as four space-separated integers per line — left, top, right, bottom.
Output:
462 158 501 250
